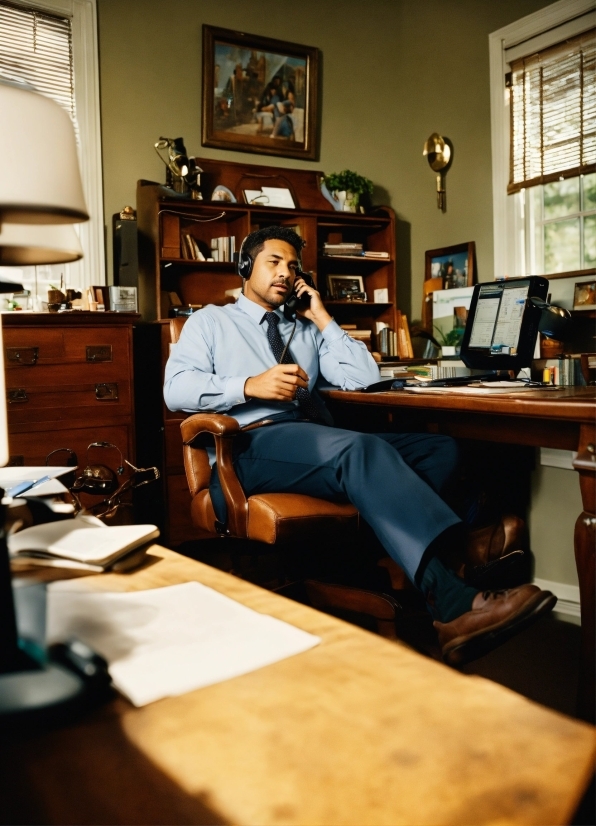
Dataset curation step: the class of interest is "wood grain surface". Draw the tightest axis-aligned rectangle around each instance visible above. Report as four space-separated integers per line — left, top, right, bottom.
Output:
4 547 595 826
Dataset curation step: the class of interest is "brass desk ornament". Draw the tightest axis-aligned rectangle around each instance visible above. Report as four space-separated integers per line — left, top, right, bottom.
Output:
423 133 453 212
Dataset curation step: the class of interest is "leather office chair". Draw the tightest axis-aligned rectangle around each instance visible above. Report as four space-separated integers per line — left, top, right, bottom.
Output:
171 317 403 639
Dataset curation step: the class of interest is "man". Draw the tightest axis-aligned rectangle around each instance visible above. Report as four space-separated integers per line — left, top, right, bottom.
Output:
165 226 556 666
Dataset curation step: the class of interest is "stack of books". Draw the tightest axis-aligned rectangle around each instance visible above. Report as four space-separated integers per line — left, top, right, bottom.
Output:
538 355 585 386
181 233 205 261
377 313 413 359
340 324 372 351
210 236 236 262
323 242 390 260
323 242 363 256
378 326 398 357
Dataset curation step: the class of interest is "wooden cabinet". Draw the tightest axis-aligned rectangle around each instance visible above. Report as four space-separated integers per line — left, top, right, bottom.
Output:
2 312 138 479
136 159 399 545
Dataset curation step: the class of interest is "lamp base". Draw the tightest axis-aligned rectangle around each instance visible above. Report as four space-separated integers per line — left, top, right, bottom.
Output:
0 658 84 728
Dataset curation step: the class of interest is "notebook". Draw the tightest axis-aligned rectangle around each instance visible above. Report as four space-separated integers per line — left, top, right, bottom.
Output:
8 516 159 571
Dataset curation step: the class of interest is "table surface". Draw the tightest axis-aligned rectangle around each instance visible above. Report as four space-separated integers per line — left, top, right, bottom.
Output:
323 385 596 422
4 547 595 826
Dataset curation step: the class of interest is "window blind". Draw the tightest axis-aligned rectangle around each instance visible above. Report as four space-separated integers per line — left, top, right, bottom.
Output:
0 2 76 132
508 29 596 194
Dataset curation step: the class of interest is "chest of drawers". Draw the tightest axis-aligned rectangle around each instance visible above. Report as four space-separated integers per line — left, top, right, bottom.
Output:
2 313 138 472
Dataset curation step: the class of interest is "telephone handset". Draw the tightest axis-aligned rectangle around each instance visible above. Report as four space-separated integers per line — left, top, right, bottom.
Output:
283 270 316 321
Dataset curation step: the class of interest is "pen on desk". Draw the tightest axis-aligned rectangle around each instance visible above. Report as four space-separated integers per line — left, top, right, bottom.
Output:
5 475 52 498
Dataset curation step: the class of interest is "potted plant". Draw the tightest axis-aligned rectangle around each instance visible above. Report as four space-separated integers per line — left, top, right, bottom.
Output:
324 170 374 212
433 324 464 357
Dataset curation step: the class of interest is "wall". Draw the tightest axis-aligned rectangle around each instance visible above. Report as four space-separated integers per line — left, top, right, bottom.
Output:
97 0 552 311
98 0 579 595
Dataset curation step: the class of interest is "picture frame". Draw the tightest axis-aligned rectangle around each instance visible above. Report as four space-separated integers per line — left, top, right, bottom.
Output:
425 242 476 290
573 280 596 311
202 25 319 161
327 275 366 301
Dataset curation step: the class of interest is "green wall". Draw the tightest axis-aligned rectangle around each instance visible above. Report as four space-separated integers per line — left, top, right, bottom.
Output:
97 0 552 315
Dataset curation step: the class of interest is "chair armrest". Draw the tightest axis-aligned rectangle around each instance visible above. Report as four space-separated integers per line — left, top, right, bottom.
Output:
181 413 240 443
180 413 248 538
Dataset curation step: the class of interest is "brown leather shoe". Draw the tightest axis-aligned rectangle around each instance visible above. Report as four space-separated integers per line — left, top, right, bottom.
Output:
435 584 557 666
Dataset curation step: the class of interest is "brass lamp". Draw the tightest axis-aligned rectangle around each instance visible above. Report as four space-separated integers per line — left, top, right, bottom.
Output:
154 136 203 198
423 133 453 212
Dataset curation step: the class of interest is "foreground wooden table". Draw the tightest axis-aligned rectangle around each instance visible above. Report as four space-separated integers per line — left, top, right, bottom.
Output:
3 547 595 826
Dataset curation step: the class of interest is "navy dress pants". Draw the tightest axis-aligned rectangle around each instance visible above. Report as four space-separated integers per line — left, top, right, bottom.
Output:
210 421 461 585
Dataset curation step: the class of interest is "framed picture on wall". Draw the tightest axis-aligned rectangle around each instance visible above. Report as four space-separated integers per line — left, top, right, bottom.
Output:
425 242 476 290
202 25 319 161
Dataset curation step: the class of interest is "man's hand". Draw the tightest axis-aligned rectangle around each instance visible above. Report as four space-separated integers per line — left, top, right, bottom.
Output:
245 364 309 402
294 276 333 331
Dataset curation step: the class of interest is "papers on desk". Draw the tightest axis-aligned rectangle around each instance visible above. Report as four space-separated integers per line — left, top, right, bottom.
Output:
47 581 321 706
0 466 72 498
404 382 564 395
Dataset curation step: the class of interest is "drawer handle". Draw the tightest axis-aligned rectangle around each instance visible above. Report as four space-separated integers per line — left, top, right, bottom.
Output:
6 347 38 366
7 388 29 404
95 382 119 401
86 345 112 362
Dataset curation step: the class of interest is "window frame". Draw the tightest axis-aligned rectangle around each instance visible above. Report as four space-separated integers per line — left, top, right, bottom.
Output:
3 0 104 290
489 0 595 279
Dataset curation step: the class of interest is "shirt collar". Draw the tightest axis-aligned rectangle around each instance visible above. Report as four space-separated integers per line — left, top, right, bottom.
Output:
237 292 284 325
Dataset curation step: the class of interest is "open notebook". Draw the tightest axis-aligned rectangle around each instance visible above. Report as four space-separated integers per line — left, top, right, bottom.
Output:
8 516 159 571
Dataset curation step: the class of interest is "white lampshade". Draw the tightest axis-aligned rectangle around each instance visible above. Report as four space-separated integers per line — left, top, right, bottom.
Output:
0 83 89 224
0 222 83 265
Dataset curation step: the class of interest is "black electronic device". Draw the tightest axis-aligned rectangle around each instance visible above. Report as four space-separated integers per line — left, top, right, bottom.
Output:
113 214 138 288
459 276 549 373
283 270 316 321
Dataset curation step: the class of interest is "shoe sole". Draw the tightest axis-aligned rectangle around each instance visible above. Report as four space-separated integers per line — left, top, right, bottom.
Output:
442 590 558 667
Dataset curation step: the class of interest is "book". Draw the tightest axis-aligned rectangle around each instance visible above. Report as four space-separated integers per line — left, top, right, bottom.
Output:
9 517 160 572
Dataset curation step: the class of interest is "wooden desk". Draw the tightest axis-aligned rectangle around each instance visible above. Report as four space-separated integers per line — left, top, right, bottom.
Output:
322 386 596 722
2 547 595 826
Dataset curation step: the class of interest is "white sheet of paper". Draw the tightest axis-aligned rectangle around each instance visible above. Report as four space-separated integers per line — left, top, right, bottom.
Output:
47 581 320 706
260 187 295 209
0 466 72 498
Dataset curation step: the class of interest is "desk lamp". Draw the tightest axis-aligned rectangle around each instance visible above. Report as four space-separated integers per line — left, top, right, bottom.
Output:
0 82 91 725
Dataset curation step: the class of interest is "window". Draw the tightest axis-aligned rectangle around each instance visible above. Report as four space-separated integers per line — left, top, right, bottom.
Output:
508 31 595 193
0 0 103 305
527 172 595 275
490 0 595 280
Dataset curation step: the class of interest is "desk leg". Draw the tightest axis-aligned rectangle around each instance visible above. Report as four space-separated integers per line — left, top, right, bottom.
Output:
573 425 595 723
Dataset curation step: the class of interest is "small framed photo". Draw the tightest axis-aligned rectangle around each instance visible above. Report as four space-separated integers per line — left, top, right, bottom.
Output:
202 25 319 161
573 280 596 311
327 275 366 301
425 242 475 290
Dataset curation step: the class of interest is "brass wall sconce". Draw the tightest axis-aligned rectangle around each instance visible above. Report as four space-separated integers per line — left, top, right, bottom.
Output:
423 133 453 211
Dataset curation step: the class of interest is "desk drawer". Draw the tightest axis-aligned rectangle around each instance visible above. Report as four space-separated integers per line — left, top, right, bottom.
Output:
8 423 133 468
6 381 131 426
3 327 131 384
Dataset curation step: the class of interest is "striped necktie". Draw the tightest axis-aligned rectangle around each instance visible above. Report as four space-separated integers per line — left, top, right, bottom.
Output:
262 311 322 421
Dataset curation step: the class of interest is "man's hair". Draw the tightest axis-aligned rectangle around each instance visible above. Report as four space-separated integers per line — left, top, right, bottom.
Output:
242 225 305 263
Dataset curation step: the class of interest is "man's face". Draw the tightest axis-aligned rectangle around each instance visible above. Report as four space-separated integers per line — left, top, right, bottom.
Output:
243 238 299 310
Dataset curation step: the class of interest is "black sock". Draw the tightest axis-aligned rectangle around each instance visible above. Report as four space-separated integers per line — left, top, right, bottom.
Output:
420 556 478 622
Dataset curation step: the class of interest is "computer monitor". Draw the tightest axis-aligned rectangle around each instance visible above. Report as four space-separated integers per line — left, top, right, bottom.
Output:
460 276 549 373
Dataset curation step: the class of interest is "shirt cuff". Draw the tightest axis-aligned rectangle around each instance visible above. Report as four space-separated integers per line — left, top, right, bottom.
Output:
319 318 344 343
224 376 249 407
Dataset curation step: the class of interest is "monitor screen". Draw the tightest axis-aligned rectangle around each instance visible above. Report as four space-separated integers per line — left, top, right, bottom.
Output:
460 276 549 372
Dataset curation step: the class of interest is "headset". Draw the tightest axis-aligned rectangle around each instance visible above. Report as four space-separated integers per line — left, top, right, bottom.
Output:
236 235 315 321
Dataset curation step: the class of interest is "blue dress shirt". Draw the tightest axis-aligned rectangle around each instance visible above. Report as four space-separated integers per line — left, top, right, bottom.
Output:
164 293 380 426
